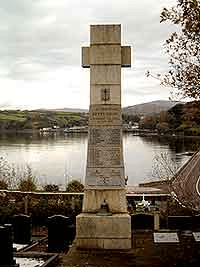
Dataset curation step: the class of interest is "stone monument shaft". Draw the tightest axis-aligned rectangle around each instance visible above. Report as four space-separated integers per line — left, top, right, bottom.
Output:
76 24 131 249
82 24 131 213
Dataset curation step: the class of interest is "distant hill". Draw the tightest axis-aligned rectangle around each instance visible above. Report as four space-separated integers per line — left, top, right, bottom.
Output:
40 100 181 115
122 100 182 115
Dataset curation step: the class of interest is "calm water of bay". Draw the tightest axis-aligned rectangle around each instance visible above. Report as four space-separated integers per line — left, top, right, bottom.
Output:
0 132 199 188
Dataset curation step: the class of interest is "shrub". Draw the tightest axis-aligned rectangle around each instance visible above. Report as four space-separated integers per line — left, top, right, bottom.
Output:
43 184 59 192
0 179 8 190
18 177 37 192
66 180 84 192
17 164 37 192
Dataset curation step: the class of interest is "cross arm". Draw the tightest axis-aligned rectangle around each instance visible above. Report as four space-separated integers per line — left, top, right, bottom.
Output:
82 47 90 68
121 46 131 67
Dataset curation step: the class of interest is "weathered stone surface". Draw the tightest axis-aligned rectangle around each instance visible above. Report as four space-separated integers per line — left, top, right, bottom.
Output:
121 46 131 67
82 47 90 68
90 85 121 105
90 65 121 85
77 24 131 249
153 233 179 243
88 104 121 126
86 147 122 167
76 213 131 249
90 24 121 45
90 45 121 65
85 168 125 188
82 189 127 213
89 128 121 145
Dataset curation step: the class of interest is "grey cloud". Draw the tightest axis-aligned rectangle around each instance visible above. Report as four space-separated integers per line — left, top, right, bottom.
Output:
0 0 176 84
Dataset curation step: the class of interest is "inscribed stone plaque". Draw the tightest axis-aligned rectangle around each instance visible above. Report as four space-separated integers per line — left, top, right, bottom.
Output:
87 147 121 167
153 233 179 243
89 105 121 125
86 167 125 186
90 128 120 145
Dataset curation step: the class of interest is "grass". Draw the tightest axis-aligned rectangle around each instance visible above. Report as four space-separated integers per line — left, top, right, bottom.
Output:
0 113 25 122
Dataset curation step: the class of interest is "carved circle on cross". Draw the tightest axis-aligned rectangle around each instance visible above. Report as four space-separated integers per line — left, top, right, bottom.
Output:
196 176 200 197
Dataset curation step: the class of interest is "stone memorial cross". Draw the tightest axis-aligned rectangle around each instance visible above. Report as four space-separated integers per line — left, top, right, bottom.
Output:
82 24 131 212
76 24 131 249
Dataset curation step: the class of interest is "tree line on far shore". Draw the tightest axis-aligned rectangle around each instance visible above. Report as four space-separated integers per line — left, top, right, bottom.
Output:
124 100 200 136
0 110 88 131
0 100 200 136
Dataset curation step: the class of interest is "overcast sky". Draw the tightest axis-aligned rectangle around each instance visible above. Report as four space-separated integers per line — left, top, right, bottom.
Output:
0 0 178 110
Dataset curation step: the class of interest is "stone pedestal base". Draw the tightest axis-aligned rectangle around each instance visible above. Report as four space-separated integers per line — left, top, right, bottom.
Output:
76 213 131 249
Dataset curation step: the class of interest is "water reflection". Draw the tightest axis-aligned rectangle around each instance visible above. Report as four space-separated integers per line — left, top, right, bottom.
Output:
0 132 199 186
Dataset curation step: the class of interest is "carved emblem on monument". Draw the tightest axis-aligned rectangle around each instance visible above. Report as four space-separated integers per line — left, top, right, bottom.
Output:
101 88 110 103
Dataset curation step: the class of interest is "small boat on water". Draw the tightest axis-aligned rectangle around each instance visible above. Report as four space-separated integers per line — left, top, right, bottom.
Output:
40 126 60 132
64 126 88 133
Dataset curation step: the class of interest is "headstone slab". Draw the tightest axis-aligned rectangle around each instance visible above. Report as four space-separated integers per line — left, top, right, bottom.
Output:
13 214 32 244
168 216 192 230
48 215 74 252
0 225 19 267
154 232 179 243
131 213 154 230
193 232 200 242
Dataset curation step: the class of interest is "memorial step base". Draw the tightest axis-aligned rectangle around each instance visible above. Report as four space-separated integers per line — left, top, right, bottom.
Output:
76 213 131 249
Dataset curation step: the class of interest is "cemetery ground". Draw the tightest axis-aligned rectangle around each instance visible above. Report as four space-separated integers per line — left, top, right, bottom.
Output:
1 192 200 266
20 225 200 266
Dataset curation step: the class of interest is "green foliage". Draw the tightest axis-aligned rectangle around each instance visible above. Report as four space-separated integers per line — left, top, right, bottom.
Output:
139 115 158 130
122 113 140 124
66 180 84 192
167 100 200 135
161 0 200 99
0 198 16 223
0 179 8 189
0 157 38 191
0 110 88 130
43 184 59 192
168 103 185 129
18 176 37 192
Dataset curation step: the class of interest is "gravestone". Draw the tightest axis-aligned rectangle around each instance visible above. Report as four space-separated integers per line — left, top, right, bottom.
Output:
13 214 32 244
154 232 180 264
131 214 154 230
76 24 131 249
168 216 192 231
0 225 19 267
48 215 73 252
193 215 200 230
